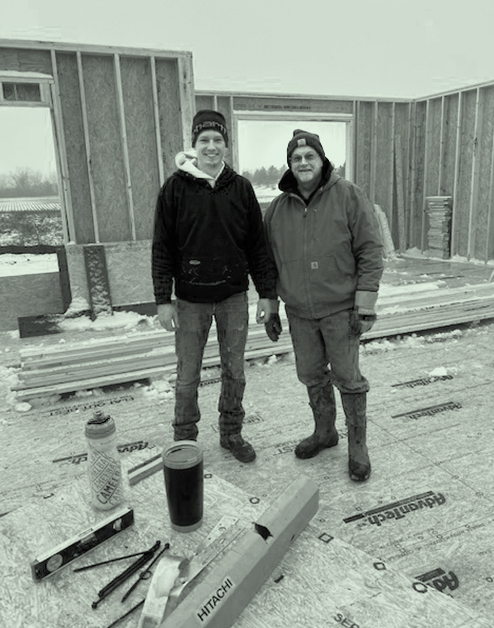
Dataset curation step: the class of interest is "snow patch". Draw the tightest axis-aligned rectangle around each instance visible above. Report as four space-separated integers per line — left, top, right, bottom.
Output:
58 310 156 332
0 253 59 277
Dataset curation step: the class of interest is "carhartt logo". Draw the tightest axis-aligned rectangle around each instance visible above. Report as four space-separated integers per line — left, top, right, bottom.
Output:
196 577 234 623
297 138 307 146
311 262 319 269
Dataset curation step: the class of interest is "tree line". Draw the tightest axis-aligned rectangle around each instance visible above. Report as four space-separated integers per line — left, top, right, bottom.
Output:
0 168 58 198
242 162 346 187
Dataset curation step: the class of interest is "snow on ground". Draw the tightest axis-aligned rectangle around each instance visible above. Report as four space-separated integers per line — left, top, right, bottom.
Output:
253 185 280 203
0 253 59 276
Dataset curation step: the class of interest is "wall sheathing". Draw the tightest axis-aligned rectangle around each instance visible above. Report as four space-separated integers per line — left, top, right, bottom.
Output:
0 41 194 248
0 47 52 74
120 57 161 241
416 82 494 262
374 102 395 234
454 90 476 258
354 101 373 197
55 52 95 243
154 58 185 178
82 54 130 242
1 38 494 313
199 82 494 263
473 86 494 262
439 94 459 197
392 102 412 251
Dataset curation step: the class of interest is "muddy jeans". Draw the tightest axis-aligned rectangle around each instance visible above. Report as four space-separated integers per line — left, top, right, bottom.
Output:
174 292 249 440
287 309 370 394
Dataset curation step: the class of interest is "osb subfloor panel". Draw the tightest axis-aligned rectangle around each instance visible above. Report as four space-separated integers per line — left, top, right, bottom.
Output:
1 255 494 627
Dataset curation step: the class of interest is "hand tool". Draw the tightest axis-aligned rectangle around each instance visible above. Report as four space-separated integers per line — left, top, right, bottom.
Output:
103 599 145 628
74 550 151 572
120 543 170 602
92 540 161 609
31 507 134 582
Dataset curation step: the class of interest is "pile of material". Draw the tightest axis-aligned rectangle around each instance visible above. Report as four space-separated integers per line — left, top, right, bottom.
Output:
11 282 494 401
425 196 453 259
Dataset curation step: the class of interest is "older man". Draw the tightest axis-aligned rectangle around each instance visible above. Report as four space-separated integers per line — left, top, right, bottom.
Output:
152 110 278 462
264 129 383 481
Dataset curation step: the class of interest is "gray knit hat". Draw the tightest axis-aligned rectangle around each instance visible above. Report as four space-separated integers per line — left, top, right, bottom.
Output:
287 129 325 165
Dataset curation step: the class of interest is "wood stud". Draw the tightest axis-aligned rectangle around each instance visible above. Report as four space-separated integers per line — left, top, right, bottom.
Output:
76 51 99 243
49 50 75 243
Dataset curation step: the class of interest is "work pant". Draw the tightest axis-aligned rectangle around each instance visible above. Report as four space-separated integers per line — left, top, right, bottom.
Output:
287 309 370 395
174 292 249 440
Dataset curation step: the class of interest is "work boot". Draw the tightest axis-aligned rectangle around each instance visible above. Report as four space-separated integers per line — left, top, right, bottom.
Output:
295 383 339 459
341 392 371 481
220 434 256 463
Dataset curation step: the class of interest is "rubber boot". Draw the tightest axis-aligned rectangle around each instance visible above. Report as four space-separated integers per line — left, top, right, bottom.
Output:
295 383 339 459
341 392 371 481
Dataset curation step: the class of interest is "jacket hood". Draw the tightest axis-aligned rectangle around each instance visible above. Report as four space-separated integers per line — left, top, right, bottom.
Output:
174 149 236 188
278 157 335 195
175 149 215 180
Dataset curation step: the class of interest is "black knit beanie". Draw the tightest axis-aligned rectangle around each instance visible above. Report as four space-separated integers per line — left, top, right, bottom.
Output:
191 110 228 147
287 129 325 165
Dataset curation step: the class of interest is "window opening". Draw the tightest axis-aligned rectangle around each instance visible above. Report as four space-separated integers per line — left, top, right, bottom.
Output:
0 106 63 250
2 82 42 102
237 119 348 211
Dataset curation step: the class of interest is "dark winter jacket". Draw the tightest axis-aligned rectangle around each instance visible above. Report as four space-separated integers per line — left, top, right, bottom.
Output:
264 161 383 319
152 161 278 304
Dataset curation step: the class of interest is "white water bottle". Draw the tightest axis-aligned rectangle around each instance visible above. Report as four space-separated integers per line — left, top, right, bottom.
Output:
85 410 124 510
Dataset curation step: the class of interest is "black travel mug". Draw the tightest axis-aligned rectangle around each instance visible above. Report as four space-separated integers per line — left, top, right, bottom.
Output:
162 441 204 532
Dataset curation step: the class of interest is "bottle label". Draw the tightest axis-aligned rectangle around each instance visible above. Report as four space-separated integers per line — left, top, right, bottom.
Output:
88 446 123 507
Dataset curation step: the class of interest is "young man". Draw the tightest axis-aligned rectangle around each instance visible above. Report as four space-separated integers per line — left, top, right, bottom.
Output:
264 130 383 481
152 110 278 463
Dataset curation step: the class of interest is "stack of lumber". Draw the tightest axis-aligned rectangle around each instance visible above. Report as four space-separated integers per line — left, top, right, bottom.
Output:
425 196 453 259
12 326 295 401
11 282 494 401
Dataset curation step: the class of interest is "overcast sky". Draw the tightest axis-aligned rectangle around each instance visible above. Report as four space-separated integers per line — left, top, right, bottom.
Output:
1 0 493 177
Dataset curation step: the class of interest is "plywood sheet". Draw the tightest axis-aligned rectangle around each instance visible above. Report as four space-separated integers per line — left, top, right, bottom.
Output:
440 93 459 196
374 102 394 228
0 443 491 628
411 101 426 249
453 89 477 258
155 58 183 177
56 52 95 244
82 54 130 242
120 57 161 241
355 100 373 197
63 241 154 308
426 98 442 198
0 47 52 74
196 94 215 111
473 85 494 261
0 273 63 331
104 240 154 306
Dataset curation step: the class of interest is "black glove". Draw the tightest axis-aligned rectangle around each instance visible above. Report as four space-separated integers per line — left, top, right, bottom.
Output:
265 313 282 342
349 309 377 335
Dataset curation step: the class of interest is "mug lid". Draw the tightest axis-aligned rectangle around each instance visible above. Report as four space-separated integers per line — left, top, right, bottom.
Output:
163 441 203 469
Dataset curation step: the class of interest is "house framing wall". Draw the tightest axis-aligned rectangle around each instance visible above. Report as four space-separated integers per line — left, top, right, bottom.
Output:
1 39 493 327
0 39 194 246
198 85 494 263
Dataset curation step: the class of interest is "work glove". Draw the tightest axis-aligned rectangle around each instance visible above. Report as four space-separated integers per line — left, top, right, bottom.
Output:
353 290 379 334
349 308 376 335
265 313 282 342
